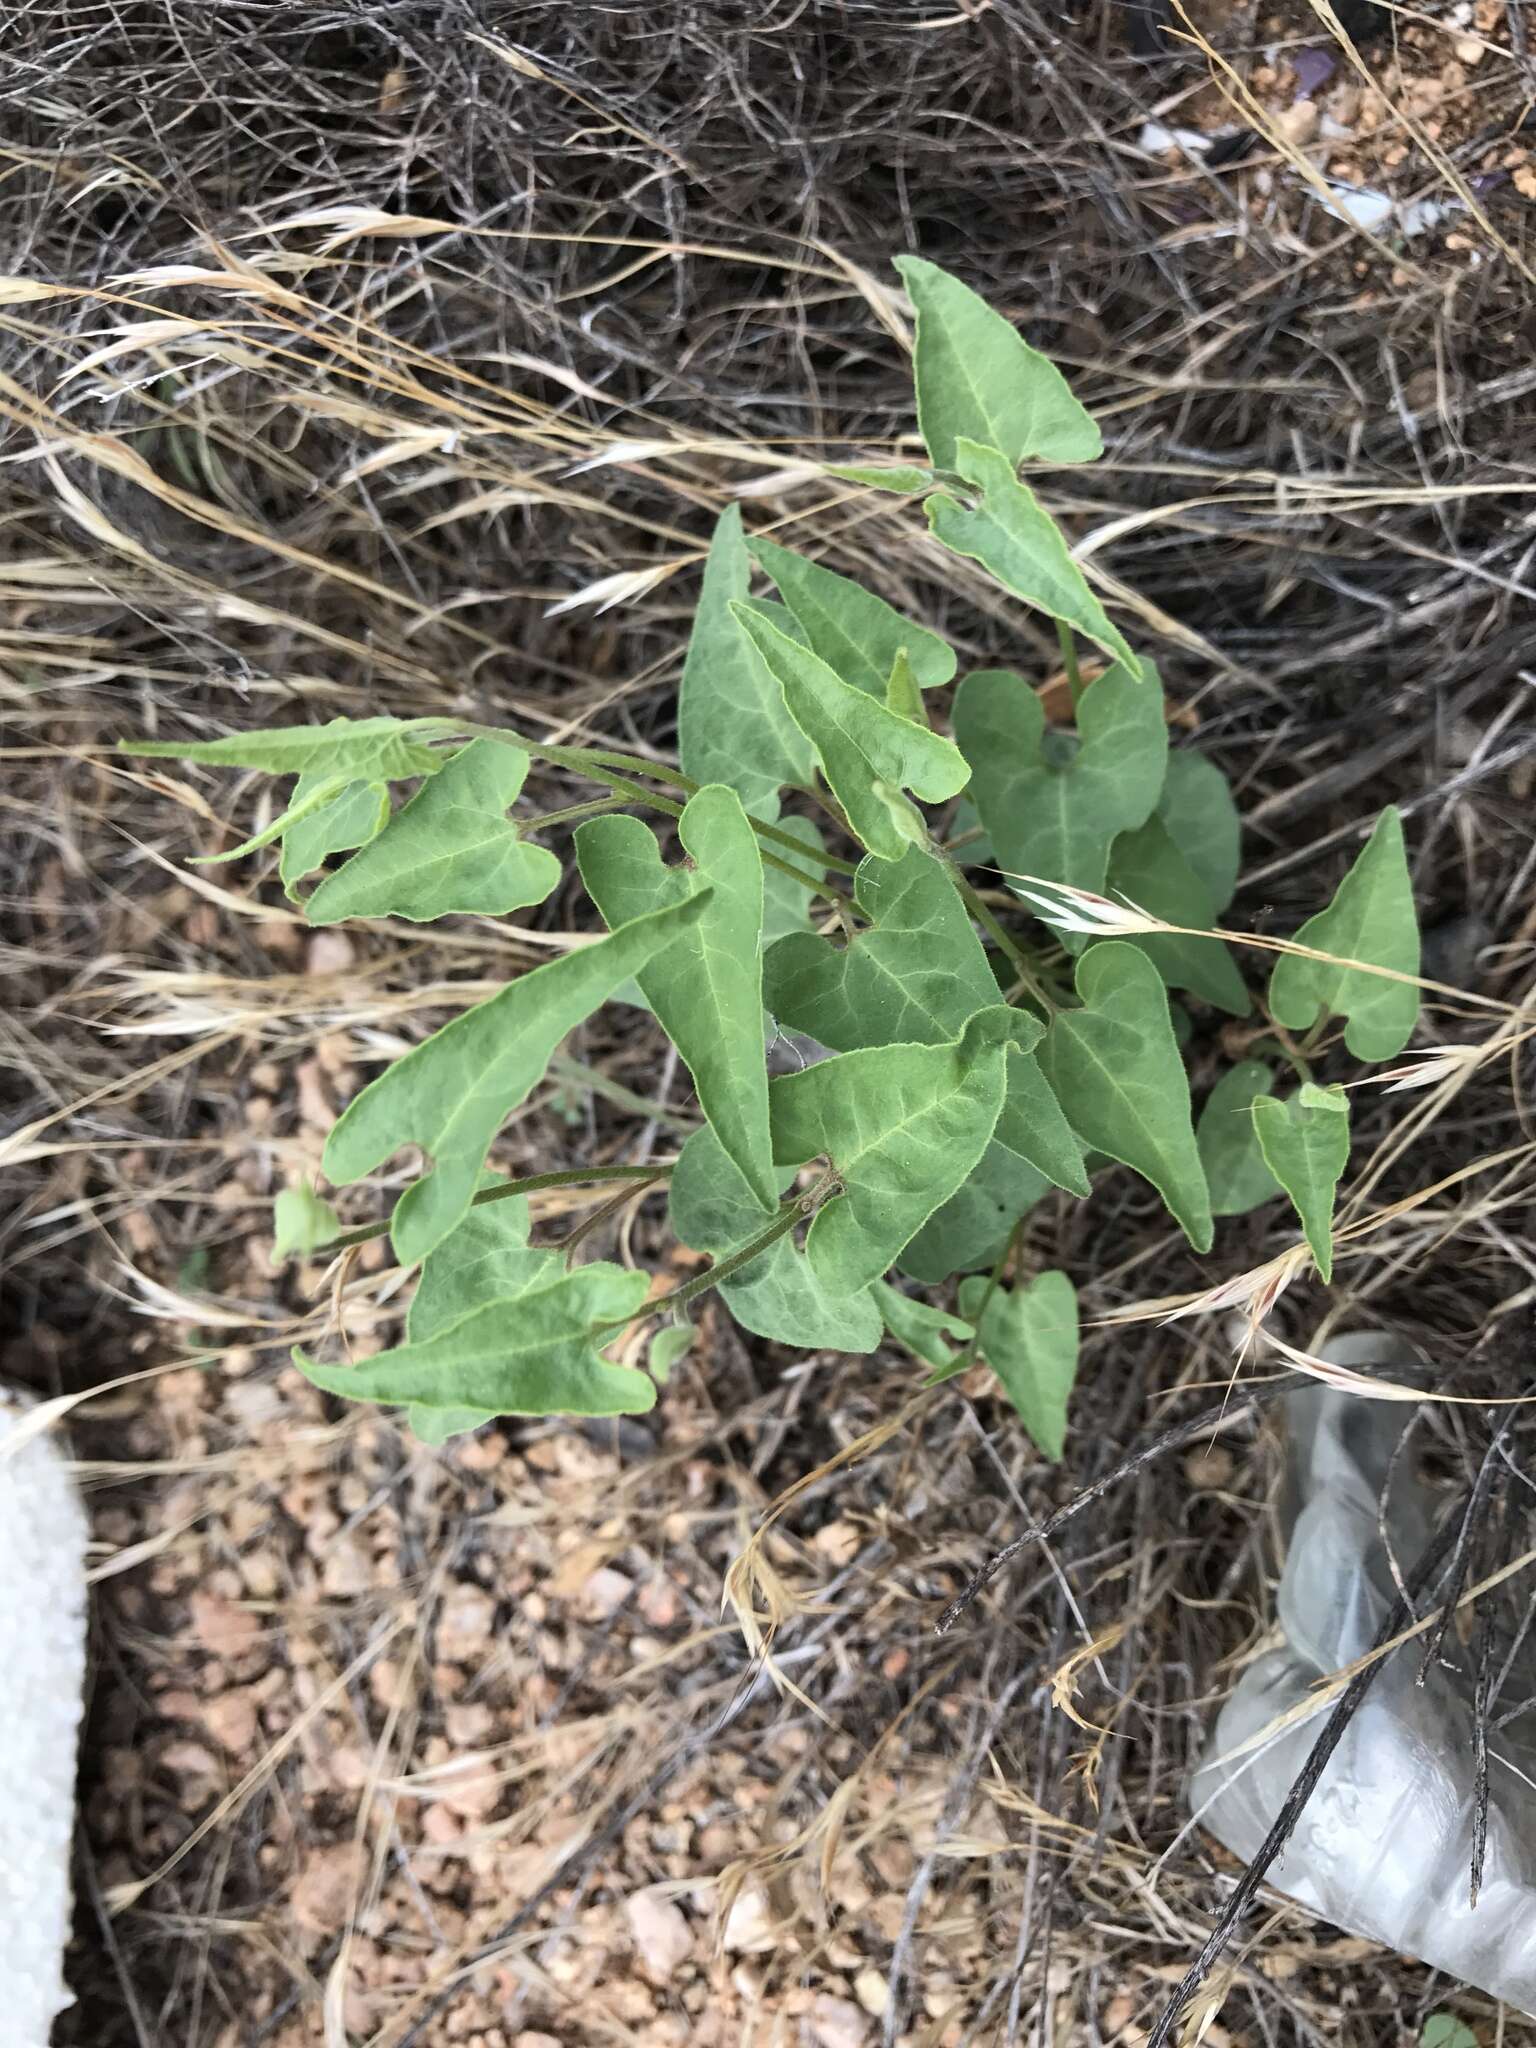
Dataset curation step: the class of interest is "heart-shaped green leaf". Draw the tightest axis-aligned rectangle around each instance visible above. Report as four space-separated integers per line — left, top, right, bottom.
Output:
1252 1082 1351 1281
1269 807 1420 1061
1197 1061 1282 1216
295 1256 653 1433
279 773 391 898
1038 942 1212 1251
875 1280 974 1369
668 1125 881 1351
763 846 997 1051
677 505 815 812
955 660 1166 896
731 601 969 861
770 1007 1021 1292
928 440 1135 671
895 255 1101 472
1105 815 1249 1015
955 1269 1079 1458
748 534 956 699
898 1141 1050 1284
305 739 562 925
1157 751 1242 912
577 785 775 1211
324 892 710 1266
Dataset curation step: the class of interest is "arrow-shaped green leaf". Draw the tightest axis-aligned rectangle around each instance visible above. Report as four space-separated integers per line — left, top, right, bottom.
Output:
1252 1082 1351 1281
769 1006 1019 1292
1038 942 1212 1251
748 534 956 699
127 713 451 780
1157 751 1242 912
731 601 969 861
955 1269 1079 1460
324 892 711 1266
1269 807 1420 1062
295 1258 653 1430
577 785 775 1211
928 440 1136 671
677 505 815 813
955 661 1167 896
305 739 561 924
1105 815 1249 1015
1197 1060 1282 1217
668 1124 882 1351
895 255 1102 472
280 773 391 898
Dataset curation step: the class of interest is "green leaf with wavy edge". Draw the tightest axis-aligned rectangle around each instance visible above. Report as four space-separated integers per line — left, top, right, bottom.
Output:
928 440 1135 671
876 1281 974 1369
955 660 1167 898
127 713 452 780
748 534 956 700
324 892 711 1266
1038 942 1213 1251
898 1141 1050 1284
1269 807 1420 1062
769 1006 1022 1293
956 1270 1079 1460
1197 1061 1282 1217
280 774 391 898
827 463 936 495
1158 751 1241 912
895 255 1102 472
731 601 969 861
399 1189 551 1438
1106 815 1249 1015
271 1181 343 1264
305 739 561 925
668 1125 881 1351
677 505 814 812
763 845 997 1052
295 1259 654 1432
1252 1082 1350 1281
577 785 775 1210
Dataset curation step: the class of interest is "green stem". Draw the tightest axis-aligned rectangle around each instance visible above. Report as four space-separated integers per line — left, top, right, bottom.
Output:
934 1217 1021 1383
521 795 633 833
598 1171 838 1333
323 1164 671 1254
952 870 1056 1016
1056 621 1084 712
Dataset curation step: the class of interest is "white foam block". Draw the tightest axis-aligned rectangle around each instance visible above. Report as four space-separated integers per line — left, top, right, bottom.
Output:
0 1394 89 2046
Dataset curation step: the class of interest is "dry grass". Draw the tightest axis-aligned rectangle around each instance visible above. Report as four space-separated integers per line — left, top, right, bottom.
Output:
3 4 1536 2045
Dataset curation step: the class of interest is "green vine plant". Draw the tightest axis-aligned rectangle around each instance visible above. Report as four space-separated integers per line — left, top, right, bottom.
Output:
128 257 1427 1455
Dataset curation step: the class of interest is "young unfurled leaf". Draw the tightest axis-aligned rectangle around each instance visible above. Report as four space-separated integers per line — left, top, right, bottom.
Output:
895 255 1102 472
928 441 1136 671
577 785 775 1210
1197 1061 1282 1217
826 462 936 495
295 1259 654 1432
306 739 562 924
1252 1082 1350 1281
1269 807 1420 1061
956 1269 1079 1459
763 846 997 1051
271 1180 343 1263
955 661 1166 897
127 713 450 780
399 1189 552 1438
1157 751 1242 912
731 601 969 861
668 1125 881 1351
769 1006 1022 1293
1105 815 1249 1015
648 1323 695 1384
677 506 815 812
280 773 390 898
324 893 710 1266
885 649 927 726
1038 942 1213 1251
748 534 956 699
898 1141 1050 1283
875 1280 974 1369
